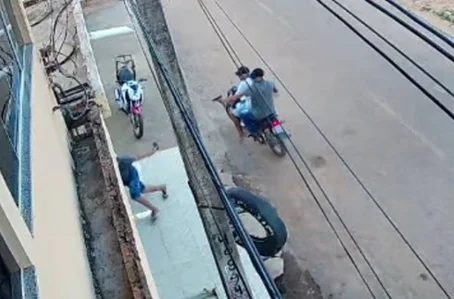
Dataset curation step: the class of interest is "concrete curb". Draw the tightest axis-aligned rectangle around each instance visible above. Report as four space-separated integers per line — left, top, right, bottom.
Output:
94 109 160 299
73 1 111 118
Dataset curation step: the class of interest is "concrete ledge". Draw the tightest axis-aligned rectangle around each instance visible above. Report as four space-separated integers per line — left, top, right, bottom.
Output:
92 109 160 299
73 2 111 118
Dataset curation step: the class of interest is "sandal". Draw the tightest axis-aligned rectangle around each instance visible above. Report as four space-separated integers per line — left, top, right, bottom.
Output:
151 209 160 222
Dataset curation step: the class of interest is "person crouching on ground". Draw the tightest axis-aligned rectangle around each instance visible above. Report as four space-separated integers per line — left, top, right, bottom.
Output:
116 143 168 221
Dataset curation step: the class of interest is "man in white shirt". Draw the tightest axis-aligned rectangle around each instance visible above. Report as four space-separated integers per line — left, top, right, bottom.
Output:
228 66 253 142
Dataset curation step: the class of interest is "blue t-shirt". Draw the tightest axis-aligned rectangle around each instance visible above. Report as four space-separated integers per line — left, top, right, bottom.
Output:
117 155 138 185
237 79 276 120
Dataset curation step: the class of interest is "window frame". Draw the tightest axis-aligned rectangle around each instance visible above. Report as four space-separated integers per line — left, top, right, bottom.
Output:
0 1 38 298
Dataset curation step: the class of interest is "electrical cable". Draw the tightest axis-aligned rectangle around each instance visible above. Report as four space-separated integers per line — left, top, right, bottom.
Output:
55 1 72 65
57 42 78 69
317 1 452 297
50 1 69 49
213 0 454 123
30 2 53 27
209 0 452 297
30 9 52 27
124 16 247 286
362 0 454 63
196 0 242 68
197 0 393 297
124 1 282 298
328 0 454 99
49 0 74 69
380 0 454 49
50 0 74 59
125 3 257 296
186 151 255 298
45 0 89 120
147 36 281 298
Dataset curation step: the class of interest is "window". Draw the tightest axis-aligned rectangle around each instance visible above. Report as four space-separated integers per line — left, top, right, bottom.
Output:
0 4 36 299
0 256 12 299
0 3 22 205
0 233 14 299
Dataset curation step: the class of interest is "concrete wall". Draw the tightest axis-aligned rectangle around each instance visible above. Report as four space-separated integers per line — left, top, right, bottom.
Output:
0 0 156 297
29 50 97 299
100 115 161 299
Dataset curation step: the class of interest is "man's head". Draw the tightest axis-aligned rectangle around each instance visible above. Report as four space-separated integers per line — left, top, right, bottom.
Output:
250 68 265 81
235 66 250 80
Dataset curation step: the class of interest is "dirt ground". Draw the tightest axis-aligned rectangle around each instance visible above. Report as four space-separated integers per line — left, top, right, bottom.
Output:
398 0 454 35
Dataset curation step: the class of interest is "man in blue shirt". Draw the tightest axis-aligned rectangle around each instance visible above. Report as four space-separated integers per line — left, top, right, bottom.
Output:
117 144 168 221
221 68 278 137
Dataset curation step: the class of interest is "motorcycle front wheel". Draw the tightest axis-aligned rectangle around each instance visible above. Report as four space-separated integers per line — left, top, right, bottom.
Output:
264 131 286 157
131 114 144 139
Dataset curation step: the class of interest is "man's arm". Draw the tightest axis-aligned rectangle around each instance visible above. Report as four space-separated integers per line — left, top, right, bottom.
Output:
222 80 252 104
222 92 244 105
136 143 160 160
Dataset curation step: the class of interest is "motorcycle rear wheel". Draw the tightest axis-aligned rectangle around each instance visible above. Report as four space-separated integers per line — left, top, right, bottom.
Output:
132 114 144 139
265 131 286 157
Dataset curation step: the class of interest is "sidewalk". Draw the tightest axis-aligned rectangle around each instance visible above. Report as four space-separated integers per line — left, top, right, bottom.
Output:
83 0 175 157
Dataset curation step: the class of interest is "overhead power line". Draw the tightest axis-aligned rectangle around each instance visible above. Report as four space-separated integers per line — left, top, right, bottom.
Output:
124 0 282 298
328 0 454 99
362 0 454 63
199 0 452 298
379 0 454 49
212 0 454 123
197 0 241 67
313 1 453 296
196 0 397 298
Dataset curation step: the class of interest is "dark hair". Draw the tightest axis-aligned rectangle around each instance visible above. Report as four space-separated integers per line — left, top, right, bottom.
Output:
250 68 264 79
235 66 250 76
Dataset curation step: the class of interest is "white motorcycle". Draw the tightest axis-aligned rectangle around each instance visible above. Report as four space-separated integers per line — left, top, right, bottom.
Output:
114 54 147 139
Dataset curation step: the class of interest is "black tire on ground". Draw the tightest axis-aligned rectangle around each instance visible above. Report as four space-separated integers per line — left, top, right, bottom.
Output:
226 187 288 257
132 114 144 139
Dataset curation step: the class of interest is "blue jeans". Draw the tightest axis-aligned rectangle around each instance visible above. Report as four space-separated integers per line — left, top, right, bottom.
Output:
241 111 260 134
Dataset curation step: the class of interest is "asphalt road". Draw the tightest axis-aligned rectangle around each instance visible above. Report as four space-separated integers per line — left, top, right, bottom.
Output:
85 0 454 298
163 0 454 298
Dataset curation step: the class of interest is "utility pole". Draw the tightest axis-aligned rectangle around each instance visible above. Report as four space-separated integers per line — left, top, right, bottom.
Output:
126 0 254 298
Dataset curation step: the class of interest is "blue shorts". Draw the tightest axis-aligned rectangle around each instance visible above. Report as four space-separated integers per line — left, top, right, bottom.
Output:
129 178 145 200
241 111 260 134
128 169 146 200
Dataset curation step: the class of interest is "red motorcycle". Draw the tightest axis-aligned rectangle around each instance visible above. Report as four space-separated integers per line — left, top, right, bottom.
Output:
214 87 287 157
